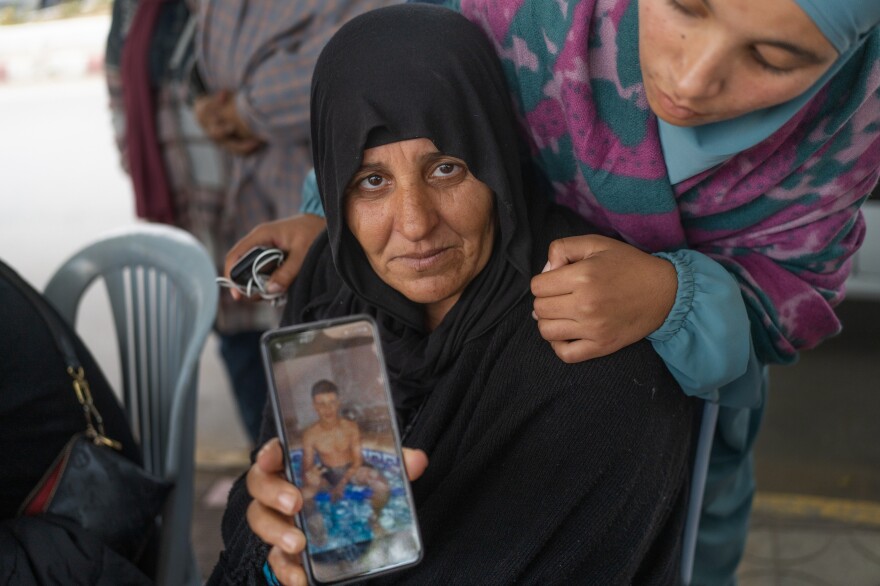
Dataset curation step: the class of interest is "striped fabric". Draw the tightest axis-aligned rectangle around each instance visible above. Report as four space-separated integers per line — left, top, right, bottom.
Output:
195 0 400 258
107 0 398 332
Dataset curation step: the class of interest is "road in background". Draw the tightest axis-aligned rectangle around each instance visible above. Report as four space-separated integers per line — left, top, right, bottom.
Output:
0 14 106 83
0 74 252 464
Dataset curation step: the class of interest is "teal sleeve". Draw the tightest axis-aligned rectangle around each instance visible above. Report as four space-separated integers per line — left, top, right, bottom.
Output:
648 249 760 408
263 561 281 585
299 168 325 217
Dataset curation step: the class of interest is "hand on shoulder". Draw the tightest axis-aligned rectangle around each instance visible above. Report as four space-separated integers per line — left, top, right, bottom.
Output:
531 235 677 363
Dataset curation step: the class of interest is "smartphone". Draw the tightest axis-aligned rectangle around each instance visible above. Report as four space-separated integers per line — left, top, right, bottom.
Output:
261 315 423 585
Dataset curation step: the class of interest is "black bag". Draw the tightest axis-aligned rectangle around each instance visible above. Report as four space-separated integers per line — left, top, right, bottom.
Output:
19 432 171 561
0 262 172 563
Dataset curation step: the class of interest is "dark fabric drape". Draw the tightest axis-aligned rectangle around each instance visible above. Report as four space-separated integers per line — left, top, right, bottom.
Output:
0 515 152 585
0 259 151 582
121 0 176 223
0 260 141 520
283 224 697 584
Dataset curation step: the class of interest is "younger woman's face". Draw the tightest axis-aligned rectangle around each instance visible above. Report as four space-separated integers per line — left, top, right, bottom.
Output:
639 0 839 126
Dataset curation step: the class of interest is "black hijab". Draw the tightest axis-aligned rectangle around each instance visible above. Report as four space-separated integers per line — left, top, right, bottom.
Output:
296 4 535 421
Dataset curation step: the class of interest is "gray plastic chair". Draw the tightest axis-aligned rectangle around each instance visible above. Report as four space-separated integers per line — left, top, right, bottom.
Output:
44 224 218 586
680 400 720 586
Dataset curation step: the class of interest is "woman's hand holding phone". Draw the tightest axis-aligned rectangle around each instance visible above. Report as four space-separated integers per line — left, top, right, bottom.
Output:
247 438 428 586
247 439 308 586
402 449 429 480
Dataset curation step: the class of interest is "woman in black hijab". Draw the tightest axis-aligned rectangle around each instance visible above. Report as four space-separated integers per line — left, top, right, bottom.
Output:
208 5 698 585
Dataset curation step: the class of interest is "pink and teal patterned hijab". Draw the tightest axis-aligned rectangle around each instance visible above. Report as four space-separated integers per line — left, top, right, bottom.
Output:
450 0 880 364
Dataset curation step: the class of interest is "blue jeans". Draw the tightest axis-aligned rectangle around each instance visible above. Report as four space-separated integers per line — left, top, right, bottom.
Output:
218 330 268 444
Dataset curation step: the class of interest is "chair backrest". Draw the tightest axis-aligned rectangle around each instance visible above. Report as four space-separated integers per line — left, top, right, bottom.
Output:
43 223 218 586
680 400 720 586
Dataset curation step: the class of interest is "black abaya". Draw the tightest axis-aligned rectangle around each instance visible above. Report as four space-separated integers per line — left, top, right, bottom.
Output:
211 220 697 585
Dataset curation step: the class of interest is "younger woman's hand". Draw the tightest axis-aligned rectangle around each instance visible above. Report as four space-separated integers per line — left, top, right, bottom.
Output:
531 235 677 363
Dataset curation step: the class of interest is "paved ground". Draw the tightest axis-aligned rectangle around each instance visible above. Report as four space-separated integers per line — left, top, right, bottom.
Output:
758 300 880 504
191 470 880 585
3 12 880 585
741 509 880 585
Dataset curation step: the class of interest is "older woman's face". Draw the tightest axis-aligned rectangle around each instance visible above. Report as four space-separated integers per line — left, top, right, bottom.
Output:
345 138 495 328
639 0 838 127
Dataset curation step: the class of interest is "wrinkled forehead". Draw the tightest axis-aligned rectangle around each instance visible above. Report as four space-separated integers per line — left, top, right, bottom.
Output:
359 138 443 166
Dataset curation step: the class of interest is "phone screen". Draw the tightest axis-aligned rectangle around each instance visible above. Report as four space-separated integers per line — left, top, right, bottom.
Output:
262 316 422 585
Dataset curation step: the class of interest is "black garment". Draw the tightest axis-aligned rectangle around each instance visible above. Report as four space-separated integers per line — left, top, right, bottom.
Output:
0 515 151 585
210 227 698 585
208 5 698 585
322 463 353 488
0 259 151 584
0 260 141 519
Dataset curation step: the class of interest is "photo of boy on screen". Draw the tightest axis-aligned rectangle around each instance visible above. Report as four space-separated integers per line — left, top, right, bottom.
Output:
300 379 390 545
266 323 418 571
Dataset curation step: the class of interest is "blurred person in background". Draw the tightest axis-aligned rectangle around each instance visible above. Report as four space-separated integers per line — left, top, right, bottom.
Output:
106 0 398 443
